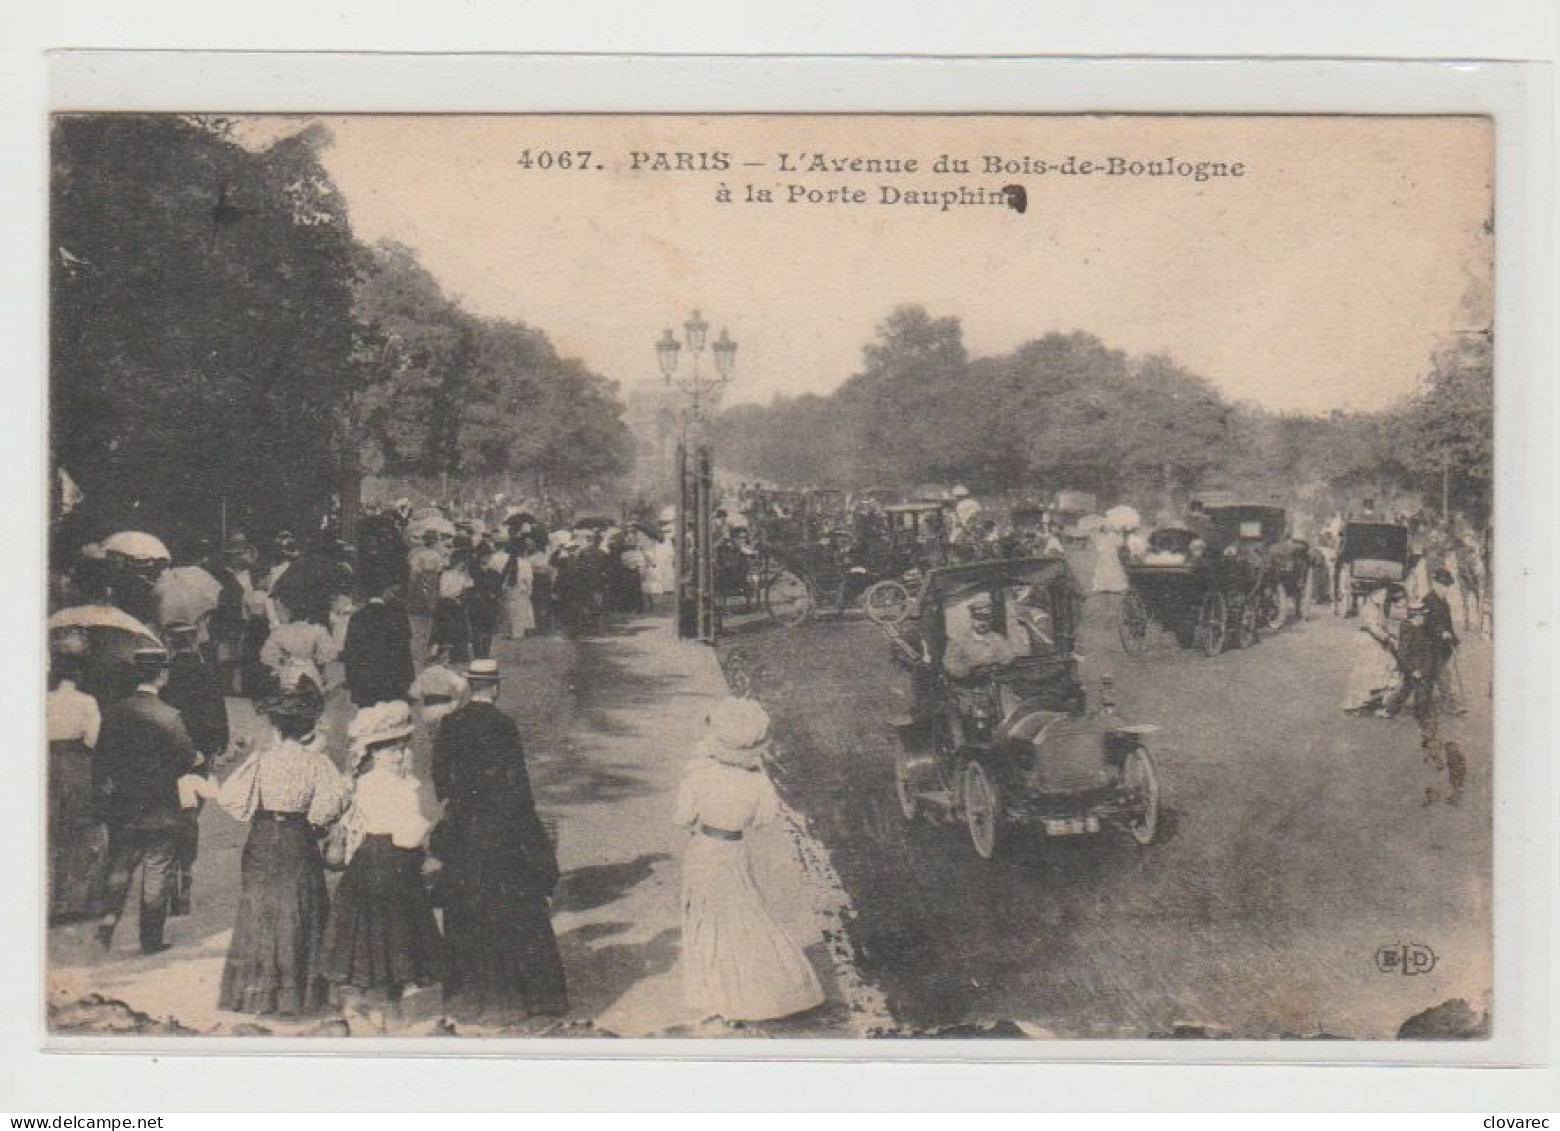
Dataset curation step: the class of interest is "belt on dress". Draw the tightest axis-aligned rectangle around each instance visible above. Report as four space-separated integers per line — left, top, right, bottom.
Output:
254 809 308 824
422 694 454 705
698 824 743 841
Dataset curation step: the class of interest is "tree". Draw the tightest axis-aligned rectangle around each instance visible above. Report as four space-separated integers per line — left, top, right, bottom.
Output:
52 115 363 552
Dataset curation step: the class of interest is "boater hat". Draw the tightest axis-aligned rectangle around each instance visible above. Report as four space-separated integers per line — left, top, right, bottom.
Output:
466 658 501 683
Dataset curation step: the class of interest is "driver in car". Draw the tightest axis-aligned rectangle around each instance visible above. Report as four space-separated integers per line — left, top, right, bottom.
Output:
943 591 1026 680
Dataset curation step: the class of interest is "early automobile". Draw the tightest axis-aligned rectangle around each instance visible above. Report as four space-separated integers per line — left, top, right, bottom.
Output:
1335 521 1412 616
887 556 1161 860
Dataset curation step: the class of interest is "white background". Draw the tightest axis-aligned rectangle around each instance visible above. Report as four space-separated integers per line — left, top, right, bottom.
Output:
5 1 1557 1114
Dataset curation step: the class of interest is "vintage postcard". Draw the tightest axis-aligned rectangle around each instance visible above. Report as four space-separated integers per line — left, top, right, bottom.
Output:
45 107 1503 1049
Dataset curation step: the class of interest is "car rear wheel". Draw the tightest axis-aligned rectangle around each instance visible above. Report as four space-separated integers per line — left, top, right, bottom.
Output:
962 760 1006 860
764 569 814 627
1122 746 1160 846
1118 589 1149 655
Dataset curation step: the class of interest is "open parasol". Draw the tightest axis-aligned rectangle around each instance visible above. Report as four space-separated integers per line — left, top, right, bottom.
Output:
153 565 222 626
49 604 162 643
102 531 171 561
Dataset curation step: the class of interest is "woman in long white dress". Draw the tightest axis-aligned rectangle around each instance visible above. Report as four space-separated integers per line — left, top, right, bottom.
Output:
1343 587 1400 714
673 699 824 1025
1090 528 1129 595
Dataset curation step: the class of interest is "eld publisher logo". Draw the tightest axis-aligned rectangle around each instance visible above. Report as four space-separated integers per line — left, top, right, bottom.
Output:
1375 943 1437 975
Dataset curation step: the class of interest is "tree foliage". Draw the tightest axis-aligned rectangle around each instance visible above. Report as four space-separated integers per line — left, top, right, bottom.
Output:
712 302 1494 522
51 115 633 554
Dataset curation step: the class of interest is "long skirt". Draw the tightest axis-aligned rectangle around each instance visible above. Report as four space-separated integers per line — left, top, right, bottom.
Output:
218 813 331 1016
1343 631 1400 711
506 587 535 637
429 598 471 663
443 887 568 1020
679 835 824 1023
321 835 446 992
48 741 107 921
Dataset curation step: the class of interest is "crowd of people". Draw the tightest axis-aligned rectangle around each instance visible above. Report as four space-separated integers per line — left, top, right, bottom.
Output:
47 492 826 1033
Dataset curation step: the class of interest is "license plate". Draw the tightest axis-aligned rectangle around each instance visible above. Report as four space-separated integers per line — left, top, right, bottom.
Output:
1042 817 1099 836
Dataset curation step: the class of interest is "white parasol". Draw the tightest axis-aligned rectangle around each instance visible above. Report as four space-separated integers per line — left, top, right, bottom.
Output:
102 531 171 561
153 565 223 626
48 604 162 644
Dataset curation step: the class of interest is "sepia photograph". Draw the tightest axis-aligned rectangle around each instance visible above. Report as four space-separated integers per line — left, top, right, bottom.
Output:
45 111 1497 1045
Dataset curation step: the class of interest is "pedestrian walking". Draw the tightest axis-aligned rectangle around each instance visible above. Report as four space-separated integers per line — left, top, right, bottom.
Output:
94 646 199 955
47 632 104 925
501 536 536 640
429 550 474 663
465 550 504 660
674 698 824 1026
160 621 230 918
260 603 340 694
1342 587 1401 715
216 670 348 1017
432 659 568 1023
342 583 416 708
1426 569 1464 716
321 702 446 1033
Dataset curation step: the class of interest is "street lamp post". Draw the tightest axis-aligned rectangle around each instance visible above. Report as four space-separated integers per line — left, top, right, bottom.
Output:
656 311 738 642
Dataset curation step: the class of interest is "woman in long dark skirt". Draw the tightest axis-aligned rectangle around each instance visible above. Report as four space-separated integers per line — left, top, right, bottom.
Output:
432 660 568 1024
215 670 347 1017
321 702 446 1033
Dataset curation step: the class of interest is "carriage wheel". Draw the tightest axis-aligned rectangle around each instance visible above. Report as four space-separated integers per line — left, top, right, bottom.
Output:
724 649 755 697
764 569 814 627
864 579 912 625
1118 589 1149 655
1121 746 1160 846
962 760 1006 860
1194 591 1227 657
1237 599 1260 648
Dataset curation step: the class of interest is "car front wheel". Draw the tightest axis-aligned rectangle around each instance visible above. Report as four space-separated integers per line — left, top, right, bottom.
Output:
962 760 1006 860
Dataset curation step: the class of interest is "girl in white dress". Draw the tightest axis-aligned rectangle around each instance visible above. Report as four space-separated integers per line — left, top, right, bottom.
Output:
673 698 824 1025
1343 587 1401 714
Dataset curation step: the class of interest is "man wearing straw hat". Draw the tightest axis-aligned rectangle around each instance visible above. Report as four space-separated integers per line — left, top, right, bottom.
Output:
432 658 567 1021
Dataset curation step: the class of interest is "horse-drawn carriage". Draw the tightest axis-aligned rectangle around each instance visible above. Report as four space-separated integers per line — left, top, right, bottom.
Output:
1118 544 1267 657
888 556 1161 860
1334 521 1412 617
761 522 927 628
1204 505 1313 629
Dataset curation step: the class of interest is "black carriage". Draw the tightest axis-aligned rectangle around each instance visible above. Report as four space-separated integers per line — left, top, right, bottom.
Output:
1118 531 1271 657
888 556 1161 860
1204 504 1313 630
1335 521 1411 616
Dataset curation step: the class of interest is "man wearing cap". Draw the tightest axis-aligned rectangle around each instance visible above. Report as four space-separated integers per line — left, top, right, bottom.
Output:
95 647 199 954
160 622 230 917
1425 568 1464 715
432 659 567 1020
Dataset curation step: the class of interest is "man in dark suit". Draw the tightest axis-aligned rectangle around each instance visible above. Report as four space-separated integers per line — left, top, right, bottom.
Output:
96 647 198 954
432 659 567 1021
343 583 416 707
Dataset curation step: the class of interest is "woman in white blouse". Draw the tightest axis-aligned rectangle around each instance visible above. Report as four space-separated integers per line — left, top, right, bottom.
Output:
674 698 824 1026
321 701 446 1032
216 671 347 1017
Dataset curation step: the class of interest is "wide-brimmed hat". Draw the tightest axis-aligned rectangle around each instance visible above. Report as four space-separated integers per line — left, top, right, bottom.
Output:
348 701 416 769
700 698 772 769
